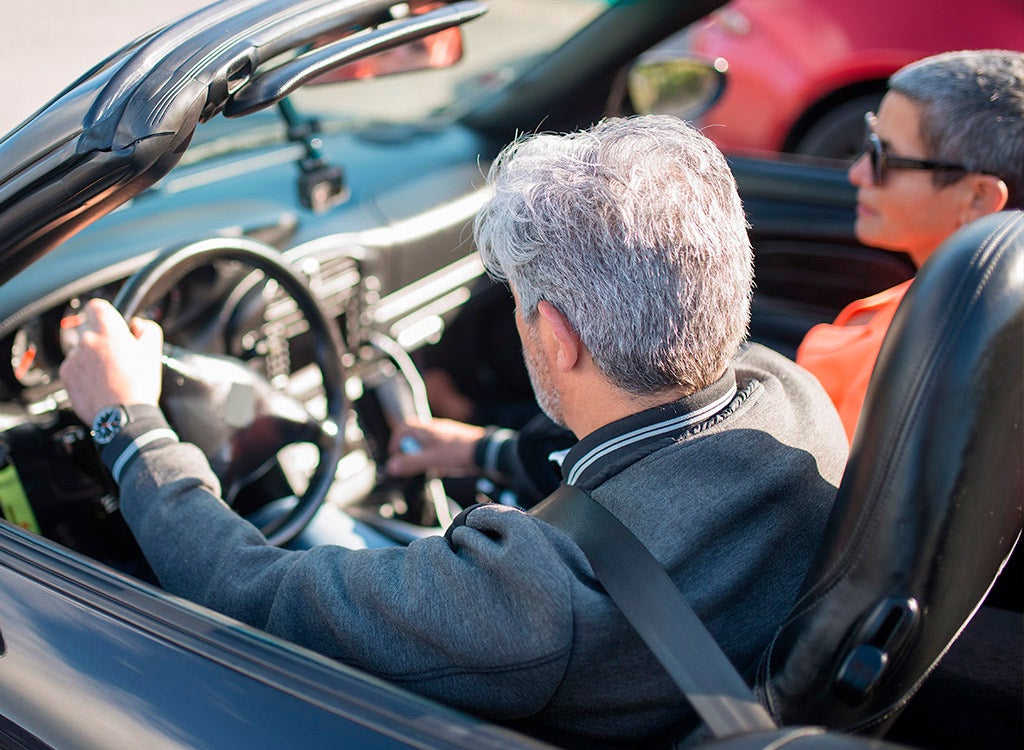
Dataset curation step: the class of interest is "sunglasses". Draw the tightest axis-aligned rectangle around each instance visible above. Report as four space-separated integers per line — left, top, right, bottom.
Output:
861 112 969 186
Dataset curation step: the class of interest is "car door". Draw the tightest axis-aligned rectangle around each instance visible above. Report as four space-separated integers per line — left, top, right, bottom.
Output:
0 522 546 750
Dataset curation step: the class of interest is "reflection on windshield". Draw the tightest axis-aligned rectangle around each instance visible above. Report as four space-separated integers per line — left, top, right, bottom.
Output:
290 0 605 125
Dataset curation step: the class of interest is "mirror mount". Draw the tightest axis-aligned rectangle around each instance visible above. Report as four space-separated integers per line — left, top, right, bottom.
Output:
278 98 348 213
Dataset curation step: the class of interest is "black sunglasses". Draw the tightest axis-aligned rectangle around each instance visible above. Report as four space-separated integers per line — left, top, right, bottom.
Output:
862 112 969 186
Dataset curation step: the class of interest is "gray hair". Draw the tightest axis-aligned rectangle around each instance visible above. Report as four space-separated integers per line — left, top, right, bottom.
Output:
889 49 1024 208
474 115 752 396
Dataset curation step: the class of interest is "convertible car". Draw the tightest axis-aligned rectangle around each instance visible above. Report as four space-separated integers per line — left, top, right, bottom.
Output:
0 1 1020 748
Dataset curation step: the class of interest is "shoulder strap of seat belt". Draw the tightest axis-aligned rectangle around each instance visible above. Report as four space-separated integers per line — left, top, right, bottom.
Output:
531 483 777 738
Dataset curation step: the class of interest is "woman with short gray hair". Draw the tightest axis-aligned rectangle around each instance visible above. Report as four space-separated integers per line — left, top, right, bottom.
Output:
797 49 1023 442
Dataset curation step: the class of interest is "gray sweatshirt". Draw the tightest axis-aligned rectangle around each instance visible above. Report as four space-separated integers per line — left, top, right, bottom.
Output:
108 343 848 747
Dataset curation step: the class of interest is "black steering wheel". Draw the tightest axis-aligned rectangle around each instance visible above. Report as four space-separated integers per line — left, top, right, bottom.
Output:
113 237 348 546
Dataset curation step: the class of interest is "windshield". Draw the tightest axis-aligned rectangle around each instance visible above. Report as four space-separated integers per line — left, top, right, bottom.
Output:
289 0 607 124
3 1 606 142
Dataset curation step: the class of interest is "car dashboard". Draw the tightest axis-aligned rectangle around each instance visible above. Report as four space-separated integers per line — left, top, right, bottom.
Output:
0 118 493 570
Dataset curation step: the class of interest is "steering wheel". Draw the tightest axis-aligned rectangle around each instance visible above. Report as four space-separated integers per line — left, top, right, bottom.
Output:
112 237 348 547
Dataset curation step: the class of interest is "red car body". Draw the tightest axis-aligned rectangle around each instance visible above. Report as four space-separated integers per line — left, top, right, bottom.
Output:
685 0 1024 157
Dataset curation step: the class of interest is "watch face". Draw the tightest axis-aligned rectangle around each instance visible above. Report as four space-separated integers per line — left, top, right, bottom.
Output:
91 406 125 445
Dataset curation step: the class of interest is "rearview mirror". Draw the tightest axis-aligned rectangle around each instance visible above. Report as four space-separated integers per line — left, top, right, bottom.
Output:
312 1 464 84
628 56 726 121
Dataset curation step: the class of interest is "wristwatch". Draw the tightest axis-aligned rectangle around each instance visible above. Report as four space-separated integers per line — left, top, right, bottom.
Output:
87 404 174 484
90 405 129 446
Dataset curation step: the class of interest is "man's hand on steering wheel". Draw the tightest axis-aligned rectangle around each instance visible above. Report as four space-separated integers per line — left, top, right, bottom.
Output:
60 298 164 423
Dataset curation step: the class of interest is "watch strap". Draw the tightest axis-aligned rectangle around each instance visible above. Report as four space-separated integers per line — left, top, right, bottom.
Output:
472 426 516 477
98 405 178 484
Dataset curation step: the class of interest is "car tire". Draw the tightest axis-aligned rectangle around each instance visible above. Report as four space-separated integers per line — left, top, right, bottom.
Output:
793 92 884 160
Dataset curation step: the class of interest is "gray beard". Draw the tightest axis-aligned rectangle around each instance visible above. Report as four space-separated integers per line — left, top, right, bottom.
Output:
523 340 565 428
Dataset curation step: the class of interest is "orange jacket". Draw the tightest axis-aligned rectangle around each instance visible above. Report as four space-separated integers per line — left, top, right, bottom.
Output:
796 280 913 443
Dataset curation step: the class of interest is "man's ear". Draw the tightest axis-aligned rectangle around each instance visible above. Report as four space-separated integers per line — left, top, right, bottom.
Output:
537 300 581 372
963 174 1009 223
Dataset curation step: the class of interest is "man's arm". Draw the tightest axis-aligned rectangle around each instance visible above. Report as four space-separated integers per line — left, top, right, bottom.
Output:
106 425 575 714
385 417 489 476
387 415 572 507
58 298 576 715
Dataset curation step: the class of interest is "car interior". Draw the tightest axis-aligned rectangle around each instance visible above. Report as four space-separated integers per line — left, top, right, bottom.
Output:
0 1 1020 748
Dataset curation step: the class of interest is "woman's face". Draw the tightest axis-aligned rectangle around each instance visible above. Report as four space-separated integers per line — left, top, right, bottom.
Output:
847 92 975 267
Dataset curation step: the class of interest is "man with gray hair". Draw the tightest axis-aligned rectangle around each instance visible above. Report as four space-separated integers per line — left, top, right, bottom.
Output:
60 115 847 746
798 49 1023 442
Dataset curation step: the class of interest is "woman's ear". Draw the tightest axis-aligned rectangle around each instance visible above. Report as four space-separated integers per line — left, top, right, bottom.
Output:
536 300 581 372
963 174 1009 223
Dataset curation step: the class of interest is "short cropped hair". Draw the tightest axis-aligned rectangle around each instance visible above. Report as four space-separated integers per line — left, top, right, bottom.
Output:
474 115 752 396
889 50 1024 208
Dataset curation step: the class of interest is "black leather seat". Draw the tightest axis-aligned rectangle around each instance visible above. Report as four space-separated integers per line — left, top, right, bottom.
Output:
752 210 1023 736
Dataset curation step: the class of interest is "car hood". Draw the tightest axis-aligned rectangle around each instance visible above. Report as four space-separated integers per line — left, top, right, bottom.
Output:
0 0 485 288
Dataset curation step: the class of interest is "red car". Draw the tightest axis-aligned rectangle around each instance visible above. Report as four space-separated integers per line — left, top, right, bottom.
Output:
677 0 1024 158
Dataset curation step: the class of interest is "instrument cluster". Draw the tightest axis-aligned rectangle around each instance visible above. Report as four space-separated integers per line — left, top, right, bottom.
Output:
3 283 122 397
0 249 362 410
0 272 198 404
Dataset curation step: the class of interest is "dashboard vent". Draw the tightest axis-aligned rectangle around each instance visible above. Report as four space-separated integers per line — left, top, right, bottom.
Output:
306 253 361 317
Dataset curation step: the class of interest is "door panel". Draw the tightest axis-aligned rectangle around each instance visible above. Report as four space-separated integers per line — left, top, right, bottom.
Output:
0 524 539 749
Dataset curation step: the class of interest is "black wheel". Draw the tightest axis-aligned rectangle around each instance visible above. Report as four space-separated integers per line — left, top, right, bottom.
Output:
793 92 883 161
113 237 348 547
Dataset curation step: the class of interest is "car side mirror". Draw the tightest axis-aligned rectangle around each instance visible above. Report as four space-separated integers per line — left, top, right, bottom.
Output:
628 55 726 121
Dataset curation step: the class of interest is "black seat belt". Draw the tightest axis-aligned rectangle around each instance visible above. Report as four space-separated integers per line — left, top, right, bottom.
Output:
531 483 778 739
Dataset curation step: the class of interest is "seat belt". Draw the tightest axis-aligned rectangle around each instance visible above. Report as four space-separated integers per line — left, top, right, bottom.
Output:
531 483 777 739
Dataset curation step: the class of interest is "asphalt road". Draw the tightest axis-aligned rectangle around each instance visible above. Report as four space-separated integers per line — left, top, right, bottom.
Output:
1 1 215 136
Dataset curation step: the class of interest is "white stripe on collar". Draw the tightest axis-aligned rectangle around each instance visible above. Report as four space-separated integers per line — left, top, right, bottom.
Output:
565 383 737 486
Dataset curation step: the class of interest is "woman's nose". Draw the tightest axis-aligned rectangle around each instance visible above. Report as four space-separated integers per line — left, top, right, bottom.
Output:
848 151 873 188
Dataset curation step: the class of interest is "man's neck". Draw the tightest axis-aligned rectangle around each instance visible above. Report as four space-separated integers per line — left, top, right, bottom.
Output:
565 378 695 439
